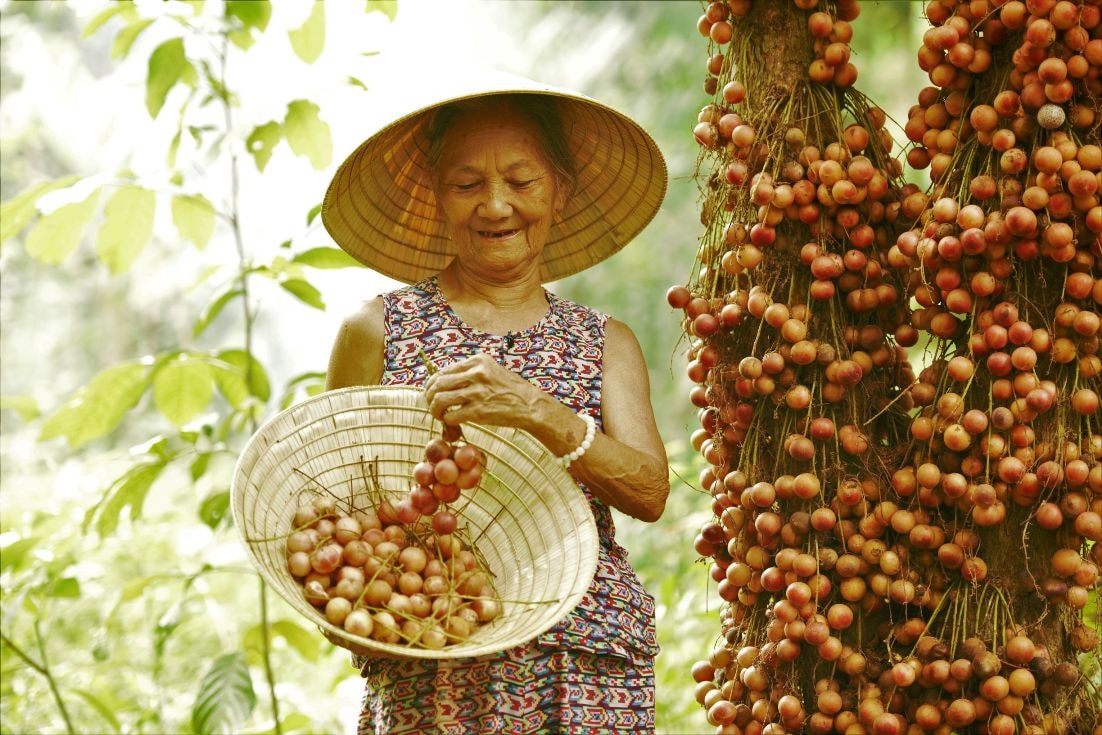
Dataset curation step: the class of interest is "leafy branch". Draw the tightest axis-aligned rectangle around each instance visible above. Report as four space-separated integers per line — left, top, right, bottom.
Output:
0 624 76 735
0 1 397 732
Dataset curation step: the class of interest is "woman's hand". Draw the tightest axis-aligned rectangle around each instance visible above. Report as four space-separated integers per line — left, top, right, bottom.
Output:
422 329 669 524
422 353 564 433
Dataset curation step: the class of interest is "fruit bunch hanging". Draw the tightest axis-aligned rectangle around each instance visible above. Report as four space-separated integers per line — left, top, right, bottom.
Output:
679 0 1101 733
284 433 500 650
676 1 938 732
882 0 1102 731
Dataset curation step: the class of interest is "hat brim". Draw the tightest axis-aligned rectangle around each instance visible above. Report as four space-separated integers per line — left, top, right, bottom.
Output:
321 73 668 284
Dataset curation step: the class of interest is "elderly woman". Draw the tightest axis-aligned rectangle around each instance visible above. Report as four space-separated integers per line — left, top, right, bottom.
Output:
321 70 669 734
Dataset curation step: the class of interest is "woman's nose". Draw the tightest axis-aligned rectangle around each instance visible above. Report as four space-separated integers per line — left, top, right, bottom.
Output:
477 183 512 219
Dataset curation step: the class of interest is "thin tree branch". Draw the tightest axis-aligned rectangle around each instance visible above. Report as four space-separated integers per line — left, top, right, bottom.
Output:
1 625 76 734
216 26 282 735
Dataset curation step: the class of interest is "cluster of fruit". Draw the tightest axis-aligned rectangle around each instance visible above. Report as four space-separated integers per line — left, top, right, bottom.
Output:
678 0 1101 733
285 437 499 650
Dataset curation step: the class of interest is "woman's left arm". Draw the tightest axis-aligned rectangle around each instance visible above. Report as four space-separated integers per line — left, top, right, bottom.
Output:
566 317 670 522
423 318 669 522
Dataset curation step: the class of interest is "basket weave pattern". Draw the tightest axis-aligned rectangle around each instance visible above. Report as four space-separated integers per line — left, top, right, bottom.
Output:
232 386 598 659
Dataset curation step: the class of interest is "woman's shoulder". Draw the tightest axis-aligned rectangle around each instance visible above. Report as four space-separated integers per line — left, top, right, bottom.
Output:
327 297 386 388
336 296 385 339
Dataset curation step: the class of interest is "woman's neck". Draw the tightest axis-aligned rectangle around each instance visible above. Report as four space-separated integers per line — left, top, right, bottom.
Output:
436 263 549 334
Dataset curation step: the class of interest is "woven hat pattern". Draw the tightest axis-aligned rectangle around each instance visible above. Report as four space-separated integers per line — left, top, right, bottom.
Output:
322 76 667 284
231 386 599 659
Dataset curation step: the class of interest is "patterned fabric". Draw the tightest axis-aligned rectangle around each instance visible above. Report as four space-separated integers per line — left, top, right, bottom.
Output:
381 277 603 421
355 276 657 734
358 645 654 734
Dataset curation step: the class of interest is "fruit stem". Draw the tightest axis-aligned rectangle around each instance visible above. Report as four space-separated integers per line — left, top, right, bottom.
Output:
417 348 439 376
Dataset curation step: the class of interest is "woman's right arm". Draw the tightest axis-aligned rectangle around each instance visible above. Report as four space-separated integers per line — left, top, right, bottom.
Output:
323 297 388 665
325 297 385 389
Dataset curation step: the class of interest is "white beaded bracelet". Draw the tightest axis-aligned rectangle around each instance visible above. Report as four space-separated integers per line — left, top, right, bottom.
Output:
556 412 596 468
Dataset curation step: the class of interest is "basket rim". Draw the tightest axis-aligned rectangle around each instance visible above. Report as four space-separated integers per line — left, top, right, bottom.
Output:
230 384 599 659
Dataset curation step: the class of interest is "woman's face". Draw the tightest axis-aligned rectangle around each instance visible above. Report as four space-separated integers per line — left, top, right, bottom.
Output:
433 103 567 281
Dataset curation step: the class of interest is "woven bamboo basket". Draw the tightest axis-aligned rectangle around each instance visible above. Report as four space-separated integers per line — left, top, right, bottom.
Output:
231 385 599 659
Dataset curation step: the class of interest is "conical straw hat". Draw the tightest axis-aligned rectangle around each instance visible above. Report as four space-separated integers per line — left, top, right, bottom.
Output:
231 385 599 659
322 67 668 284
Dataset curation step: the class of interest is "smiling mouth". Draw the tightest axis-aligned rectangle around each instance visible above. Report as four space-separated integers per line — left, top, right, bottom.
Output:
478 229 520 239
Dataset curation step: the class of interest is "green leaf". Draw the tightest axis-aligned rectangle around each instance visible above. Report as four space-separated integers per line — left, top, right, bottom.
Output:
120 576 154 602
225 0 270 49
172 194 216 250
146 38 190 118
83 461 167 538
191 652 256 735
285 370 326 389
279 371 325 410
138 434 174 461
167 129 182 168
96 186 156 273
0 537 38 573
305 202 322 225
111 17 155 61
210 349 271 404
155 599 185 657
0 175 81 245
47 577 81 599
246 121 282 172
193 287 242 338
39 361 150 447
70 689 122 733
1085 586 1098 631
82 1 136 39
241 623 267 665
24 189 100 265
153 356 215 426
366 0 398 21
291 246 360 269
198 490 230 530
280 278 325 309
209 364 249 409
0 395 40 421
226 28 255 51
271 713 313 734
226 1 271 32
190 452 212 482
283 100 331 170
288 2 325 64
346 75 368 91
272 620 321 662
198 60 230 104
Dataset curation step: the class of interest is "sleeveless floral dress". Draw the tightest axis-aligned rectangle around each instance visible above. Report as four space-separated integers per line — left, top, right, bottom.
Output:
356 277 658 734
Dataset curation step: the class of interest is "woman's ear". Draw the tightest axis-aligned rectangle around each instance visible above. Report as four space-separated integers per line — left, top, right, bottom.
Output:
554 175 572 214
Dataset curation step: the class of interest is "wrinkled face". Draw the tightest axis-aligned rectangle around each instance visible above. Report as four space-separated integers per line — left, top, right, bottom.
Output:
433 103 567 280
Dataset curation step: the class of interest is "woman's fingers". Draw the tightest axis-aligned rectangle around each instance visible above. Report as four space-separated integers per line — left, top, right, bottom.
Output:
423 353 533 424
424 356 494 406
426 389 468 420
